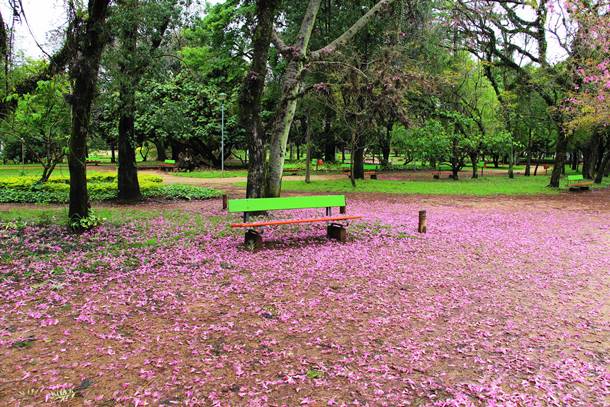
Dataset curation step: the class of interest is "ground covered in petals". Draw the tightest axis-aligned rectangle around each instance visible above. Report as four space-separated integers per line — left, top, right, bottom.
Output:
1 194 609 406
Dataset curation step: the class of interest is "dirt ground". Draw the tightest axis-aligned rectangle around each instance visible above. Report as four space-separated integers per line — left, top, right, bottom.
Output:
0 181 609 406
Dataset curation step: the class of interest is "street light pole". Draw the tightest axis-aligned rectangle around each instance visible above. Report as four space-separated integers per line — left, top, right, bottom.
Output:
219 93 227 177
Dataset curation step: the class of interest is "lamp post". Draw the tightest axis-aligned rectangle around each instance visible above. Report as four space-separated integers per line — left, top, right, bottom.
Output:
219 92 227 176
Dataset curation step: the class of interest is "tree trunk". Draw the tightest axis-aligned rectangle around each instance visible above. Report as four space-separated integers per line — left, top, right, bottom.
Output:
470 152 478 179
323 112 336 163
381 121 392 167
265 59 305 197
110 141 116 163
451 138 460 180
68 0 111 223
524 131 532 176
117 19 142 201
305 117 312 184
571 150 579 171
594 150 609 184
583 132 600 179
238 0 280 198
353 144 365 179
155 139 167 161
549 129 568 187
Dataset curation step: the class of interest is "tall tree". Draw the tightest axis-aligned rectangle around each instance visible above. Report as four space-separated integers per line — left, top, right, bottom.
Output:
238 0 281 198
263 0 397 197
453 0 577 187
112 0 178 201
67 0 112 223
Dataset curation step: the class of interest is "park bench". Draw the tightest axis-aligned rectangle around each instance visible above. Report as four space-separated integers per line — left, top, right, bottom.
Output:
343 169 378 179
159 159 176 172
228 195 362 248
86 160 100 166
567 174 593 191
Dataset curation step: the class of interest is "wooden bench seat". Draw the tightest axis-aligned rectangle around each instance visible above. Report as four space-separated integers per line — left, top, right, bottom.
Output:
227 195 362 248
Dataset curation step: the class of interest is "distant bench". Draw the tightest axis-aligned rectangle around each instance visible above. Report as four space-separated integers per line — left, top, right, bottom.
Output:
343 169 378 179
86 160 101 166
567 174 593 191
228 195 362 249
138 159 176 172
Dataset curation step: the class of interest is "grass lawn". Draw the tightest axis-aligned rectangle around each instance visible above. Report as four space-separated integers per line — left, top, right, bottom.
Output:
280 175 610 196
173 169 249 179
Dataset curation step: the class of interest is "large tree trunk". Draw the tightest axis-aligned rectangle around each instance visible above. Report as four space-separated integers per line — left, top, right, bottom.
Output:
265 60 306 196
549 129 568 187
68 0 111 223
239 0 280 198
265 0 321 197
117 19 142 201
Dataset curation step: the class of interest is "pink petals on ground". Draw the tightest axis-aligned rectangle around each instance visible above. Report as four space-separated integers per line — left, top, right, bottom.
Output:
0 196 608 405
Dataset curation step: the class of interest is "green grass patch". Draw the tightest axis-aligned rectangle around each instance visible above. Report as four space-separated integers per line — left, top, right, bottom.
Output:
277 175 610 196
174 170 248 179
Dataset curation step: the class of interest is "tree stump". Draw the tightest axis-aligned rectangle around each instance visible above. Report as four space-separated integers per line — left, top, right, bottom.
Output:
245 230 263 250
222 194 228 210
327 224 347 242
418 210 427 233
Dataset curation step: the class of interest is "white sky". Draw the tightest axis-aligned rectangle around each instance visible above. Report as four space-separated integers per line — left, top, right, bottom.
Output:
0 0 67 59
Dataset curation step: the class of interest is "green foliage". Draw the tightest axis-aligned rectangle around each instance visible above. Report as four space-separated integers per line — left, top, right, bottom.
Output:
0 173 219 203
0 77 71 176
142 184 221 200
69 211 106 231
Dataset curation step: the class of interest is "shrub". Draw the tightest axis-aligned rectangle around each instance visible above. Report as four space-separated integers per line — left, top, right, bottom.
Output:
0 174 218 203
144 184 221 200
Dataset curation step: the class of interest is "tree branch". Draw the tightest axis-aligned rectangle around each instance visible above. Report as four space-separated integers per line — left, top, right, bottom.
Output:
310 0 396 60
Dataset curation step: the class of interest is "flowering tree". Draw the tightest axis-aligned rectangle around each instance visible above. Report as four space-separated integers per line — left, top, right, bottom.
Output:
452 0 608 186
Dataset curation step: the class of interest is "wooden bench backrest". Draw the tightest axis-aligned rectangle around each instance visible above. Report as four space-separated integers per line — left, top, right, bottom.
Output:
228 195 346 213
567 175 584 181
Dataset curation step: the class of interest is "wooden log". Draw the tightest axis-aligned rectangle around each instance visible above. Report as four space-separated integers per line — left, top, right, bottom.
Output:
418 210 427 233
327 224 347 242
245 230 263 250
222 194 228 210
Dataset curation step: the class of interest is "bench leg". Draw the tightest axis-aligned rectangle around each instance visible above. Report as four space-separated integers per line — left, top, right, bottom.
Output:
327 223 347 242
245 229 263 250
